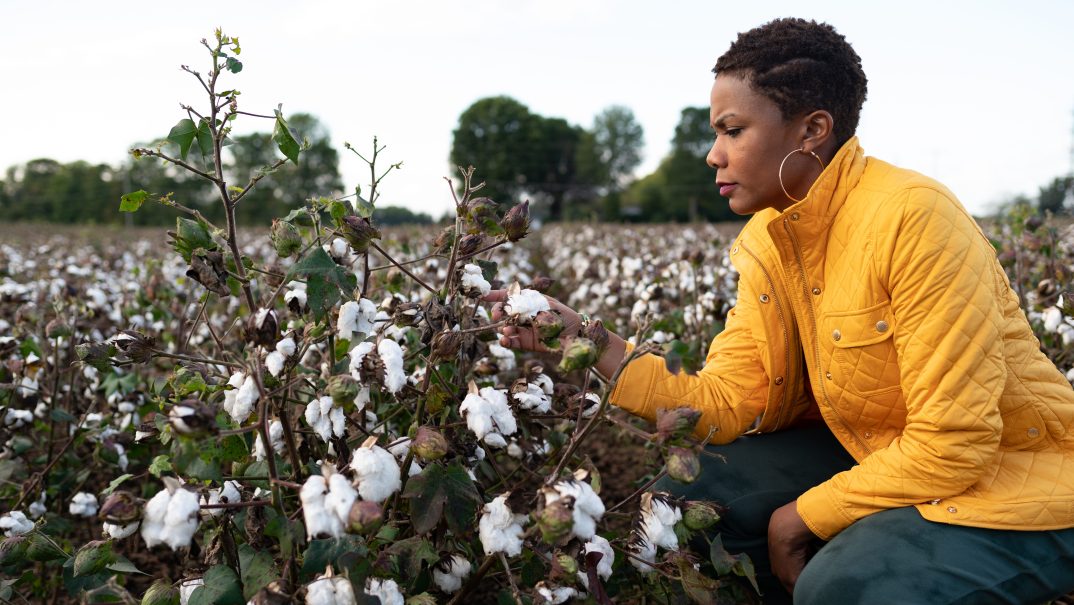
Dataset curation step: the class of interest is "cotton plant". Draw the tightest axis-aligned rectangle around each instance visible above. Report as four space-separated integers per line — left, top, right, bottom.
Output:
305 396 346 442
253 419 285 460
265 336 296 377
300 471 357 540
200 480 242 517
306 570 356 605
347 339 408 395
577 535 615 590
349 439 402 503
337 298 377 341
537 470 605 542
478 493 527 556
460 383 517 448
0 511 34 537
68 492 99 518
364 577 404 605
629 492 684 573
141 478 200 550
222 371 259 424
432 554 472 594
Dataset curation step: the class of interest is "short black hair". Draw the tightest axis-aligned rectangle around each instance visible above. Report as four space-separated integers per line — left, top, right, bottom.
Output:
713 18 867 145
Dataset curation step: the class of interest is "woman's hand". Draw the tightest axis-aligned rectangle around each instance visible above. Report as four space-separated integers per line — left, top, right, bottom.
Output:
768 500 817 594
483 289 582 352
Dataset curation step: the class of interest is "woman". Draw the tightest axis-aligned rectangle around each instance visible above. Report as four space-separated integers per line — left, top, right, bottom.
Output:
491 18 1074 604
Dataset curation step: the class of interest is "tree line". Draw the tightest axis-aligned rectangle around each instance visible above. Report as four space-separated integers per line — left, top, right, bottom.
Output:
3 105 1069 226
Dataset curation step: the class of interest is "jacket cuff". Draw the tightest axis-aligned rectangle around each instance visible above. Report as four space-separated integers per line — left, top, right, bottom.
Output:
608 344 658 422
796 481 856 541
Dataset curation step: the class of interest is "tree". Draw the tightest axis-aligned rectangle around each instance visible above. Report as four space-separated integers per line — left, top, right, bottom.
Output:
622 107 734 223
450 96 542 208
589 105 644 192
228 113 342 224
1038 175 1073 215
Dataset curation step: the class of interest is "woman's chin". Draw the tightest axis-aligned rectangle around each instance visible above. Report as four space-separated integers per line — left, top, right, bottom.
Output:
727 196 757 216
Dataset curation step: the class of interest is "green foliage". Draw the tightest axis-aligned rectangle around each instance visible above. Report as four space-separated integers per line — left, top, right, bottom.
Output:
401 462 482 534
188 565 244 605
285 246 358 320
119 190 149 213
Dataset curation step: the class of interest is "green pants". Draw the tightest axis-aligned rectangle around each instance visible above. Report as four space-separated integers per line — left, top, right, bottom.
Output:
658 421 1074 604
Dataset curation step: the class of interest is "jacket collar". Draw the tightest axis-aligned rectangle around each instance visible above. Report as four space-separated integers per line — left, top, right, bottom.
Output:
769 136 866 234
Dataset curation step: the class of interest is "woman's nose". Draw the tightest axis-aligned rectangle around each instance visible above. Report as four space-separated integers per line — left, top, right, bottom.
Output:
706 140 724 170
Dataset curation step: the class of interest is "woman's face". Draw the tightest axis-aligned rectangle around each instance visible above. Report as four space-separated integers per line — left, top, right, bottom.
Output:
706 75 813 215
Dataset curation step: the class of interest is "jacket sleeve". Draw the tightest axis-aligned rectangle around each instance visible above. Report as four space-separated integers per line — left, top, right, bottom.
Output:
797 187 1006 540
608 279 772 444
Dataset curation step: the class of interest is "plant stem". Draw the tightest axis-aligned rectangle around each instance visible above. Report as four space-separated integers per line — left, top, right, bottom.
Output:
369 241 437 294
153 349 243 368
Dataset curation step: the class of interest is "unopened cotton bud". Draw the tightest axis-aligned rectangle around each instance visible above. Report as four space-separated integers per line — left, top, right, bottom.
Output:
270 219 303 258
555 553 578 576
466 197 498 227
412 426 448 461
456 234 484 257
500 200 530 242
347 500 384 535
247 308 279 347
655 407 702 441
73 540 114 577
45 318 71 339
558 338 598 372
431 329 462 361
327 375 360 408
340 215 380 253
99 491 140 524
683 501 723 531
537 494 575 544
141 580 179 605
666 447 701 483
0 536 28 566
533 310 565 342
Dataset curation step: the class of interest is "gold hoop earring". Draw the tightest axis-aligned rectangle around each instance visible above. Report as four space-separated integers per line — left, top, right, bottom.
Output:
778 148 825 204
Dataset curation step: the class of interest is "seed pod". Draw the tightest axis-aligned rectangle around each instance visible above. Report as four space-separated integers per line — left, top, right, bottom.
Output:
168 400 216 438
246 308 279 348
393 302 422 327
186 249 231 297
73 540 115 577
500 200 530 242
412 427 448 461
526 276 556 293
456 233 485 257
270 219 303 258
473 358 498 377
75 341 117 373
655 407 702 441
0 535 29 566
433 226 455 254
558 338 599 373
247 579 291 605
328 375 360 408
582 319 610 355
348 500 384 535
113 330 156 364
45 318 71 339
533 310 565 342
554 552 578 576
465 197 499 230
683 501 724 531
340 215 381 253
99 491 141 524
537 490 574 544
26 532 67 562
666 446 701 484
431 329 462 362
141 578 179 605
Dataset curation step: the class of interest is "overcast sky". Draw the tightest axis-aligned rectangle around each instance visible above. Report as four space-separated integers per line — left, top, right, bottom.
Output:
3 0 1072 218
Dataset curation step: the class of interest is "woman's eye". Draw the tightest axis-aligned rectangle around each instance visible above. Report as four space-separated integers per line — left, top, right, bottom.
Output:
725 128 742 138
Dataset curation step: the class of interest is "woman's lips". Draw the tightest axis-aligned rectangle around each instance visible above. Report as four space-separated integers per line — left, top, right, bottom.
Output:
719 183 737 197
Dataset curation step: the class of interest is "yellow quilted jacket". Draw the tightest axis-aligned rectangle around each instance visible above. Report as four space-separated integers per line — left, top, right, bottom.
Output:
609 137 1074 540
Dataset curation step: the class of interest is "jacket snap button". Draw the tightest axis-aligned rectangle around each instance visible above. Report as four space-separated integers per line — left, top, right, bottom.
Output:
774 376 784 385
825 372 833 380
812 287 821 295
930 499 941 505
947 506 957 513
731 246 738 255
876 320 889 333
832 329 842 341
759 294 770 303
1028 427 1040 438
790 212 800 221
864 431 873 439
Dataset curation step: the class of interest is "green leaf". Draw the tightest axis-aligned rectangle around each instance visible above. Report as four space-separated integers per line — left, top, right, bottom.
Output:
384 536 439 578
238 544 277 600
282 207 313 226
148 455 172 477
329 200 353 225
188 565 244 605
218 435 248 464
119 190 149 213
171 217 216 263
272 106 301 164
476 260 498 284
101 473 134 496
243 460 270 489
19 337 42 359
709 533 757 591
195 119 214 157
285 247 357 321
106 554 146 575
355 197 374 218
73 541 115 577
401 462 482 535
225 57 243 73
167 119 198 161
300 536 368 581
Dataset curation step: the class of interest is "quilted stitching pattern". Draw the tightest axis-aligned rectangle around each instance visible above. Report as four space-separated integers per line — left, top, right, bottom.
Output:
610 138 1074 540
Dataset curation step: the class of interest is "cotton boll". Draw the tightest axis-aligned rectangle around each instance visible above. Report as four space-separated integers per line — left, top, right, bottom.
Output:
0 511 34 536
513 382 551 413
222 372 258 423
348 341 375 381
432 554 472 593
488 343 517 372
306 574 355 605
69 492 99 517
536 582 577 604
306 396 345 442
350 445 401 503
1042 306 1063 333
544 478 605 540
253 420 285 461
265 351 286 377
639 492 682 551
142 484 201 550
28 493 46 519
324 474 358 529
202 480 242 517
365 578 403 605
505 288 550 320
300 475 336 540
337 298 377 341
460 386 517 448
577 535 614 589
179 578 204 605
104 521 139 539
460 264 491 297
377 340 406 394
479 494 527 556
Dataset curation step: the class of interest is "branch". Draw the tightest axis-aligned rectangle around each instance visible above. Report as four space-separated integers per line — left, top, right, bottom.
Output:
369 241 437 294
230 158 290 207
132 148 219 183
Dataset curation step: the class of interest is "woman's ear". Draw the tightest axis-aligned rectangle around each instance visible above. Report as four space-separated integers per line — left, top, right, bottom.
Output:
801 110 834 153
